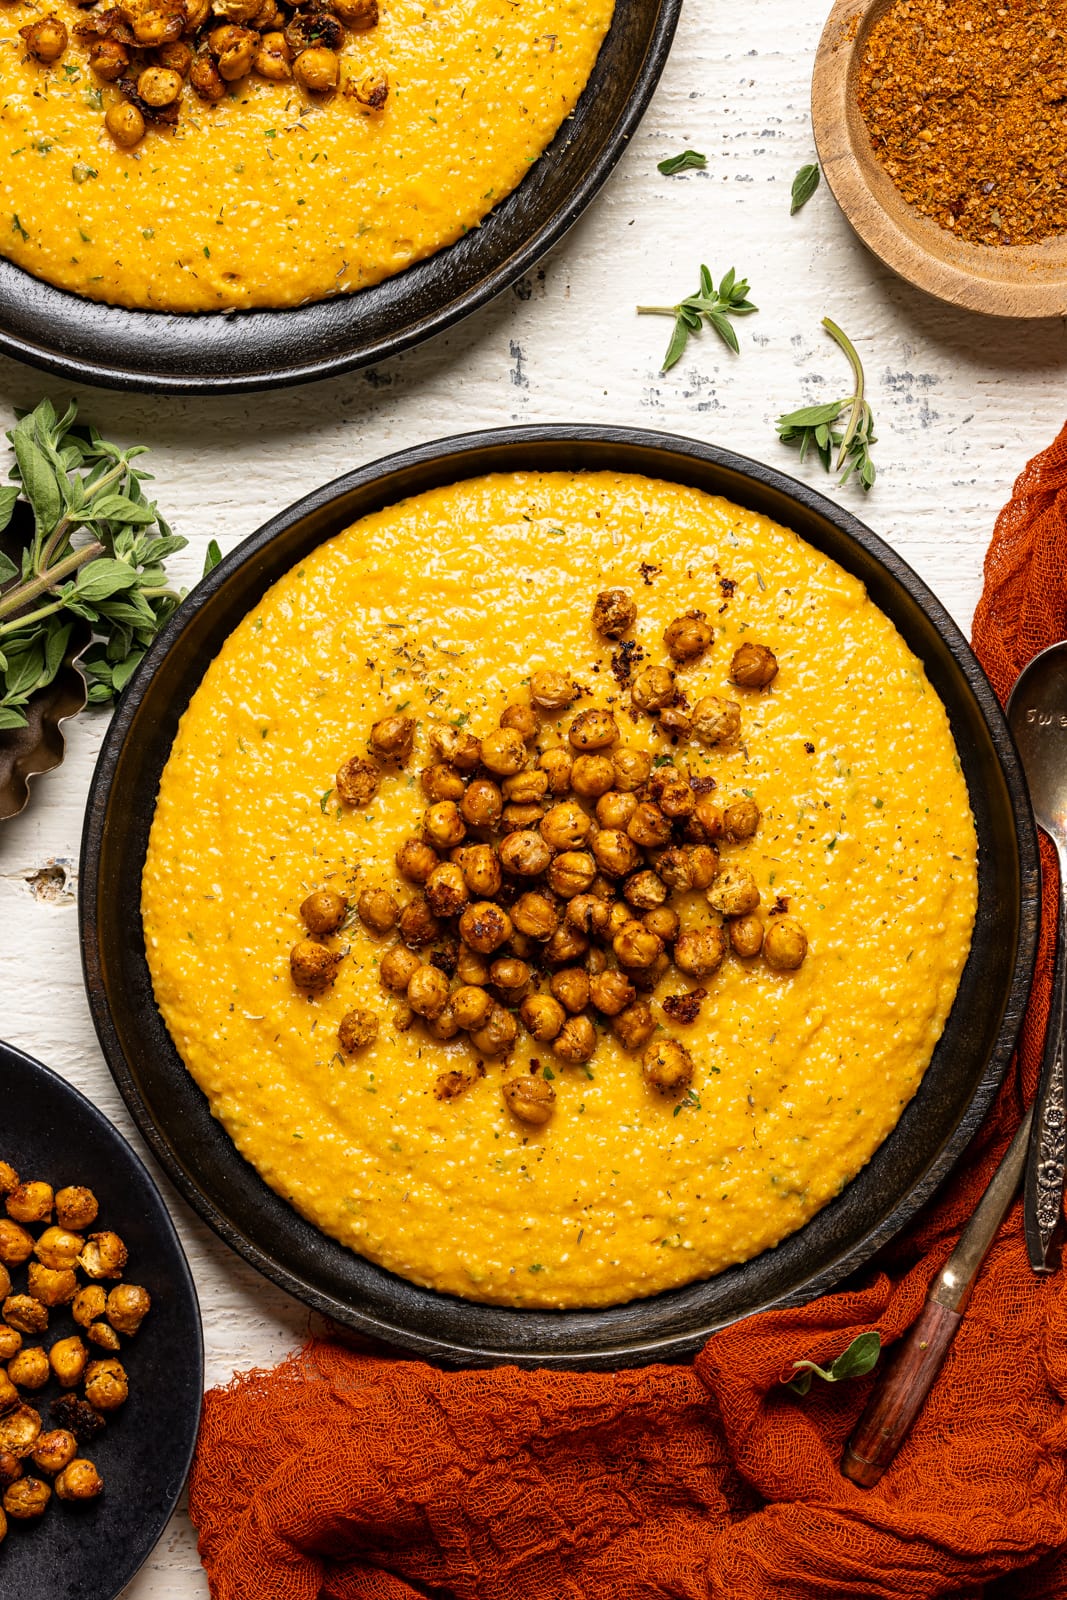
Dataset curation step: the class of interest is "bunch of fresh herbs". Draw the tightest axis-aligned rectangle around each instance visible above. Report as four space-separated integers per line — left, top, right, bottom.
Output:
776 318 878 491
0 398 187 730
638 265 758 371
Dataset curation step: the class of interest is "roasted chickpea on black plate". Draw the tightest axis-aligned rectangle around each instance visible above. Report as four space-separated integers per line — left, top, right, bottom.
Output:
0 1041 201 1600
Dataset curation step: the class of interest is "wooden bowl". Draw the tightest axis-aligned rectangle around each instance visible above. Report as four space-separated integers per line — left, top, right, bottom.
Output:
813 0 1067 318
80 425 1039 1369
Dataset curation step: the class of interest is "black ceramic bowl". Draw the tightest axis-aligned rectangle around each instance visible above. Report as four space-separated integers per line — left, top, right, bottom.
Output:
0 0 679 395
80 426 1040 1369
0 1041 203 1600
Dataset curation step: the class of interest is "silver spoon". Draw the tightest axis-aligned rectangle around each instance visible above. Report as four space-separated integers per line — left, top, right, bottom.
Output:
1008 641 1067 1273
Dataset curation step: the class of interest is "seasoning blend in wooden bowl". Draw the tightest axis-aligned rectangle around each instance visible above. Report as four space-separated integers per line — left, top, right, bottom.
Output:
813 0 1067 318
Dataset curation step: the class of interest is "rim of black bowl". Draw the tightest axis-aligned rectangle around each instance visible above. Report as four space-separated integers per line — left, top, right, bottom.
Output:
0 0 680 395
79 425 1040 1368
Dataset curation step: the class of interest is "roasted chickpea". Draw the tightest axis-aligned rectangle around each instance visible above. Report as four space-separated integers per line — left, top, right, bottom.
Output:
425 1003 458 1041
708 867 760 918
0 1331 20 1363
3 1298 46 1336
538 747 573 794
88 37 130 78
664 610 712 663
479 727 526 776
421 762 466 802
397 898 440 948
763 917 808 971
568 708 618 751
595 790 637 829
137 63 182 103
570 754 615 798
252 26 290 76
554 1015 597 1064
686 844 720 889
606 901 633 938
50 1337 88 1389
84 1358 128 1412
623 870 667 911
451 985 493 1032
32 1429 76 1476
0 1448 19 1485
461 778 503 830
394 839 435 886
643 906 680 944
392 1001 415 1031
529 669 577 711
612 747 652 793
331 0 377 24
691 696 741 748
423 801 466 851
8 1349 48 1392
498 704 538 744
643 1037 695 1095
212 0 261 20
54 1458 103 1502
501 1073 556 1127
592 588 637 639
453 844 498 899
88 1322 121 1352
724 797 761 840
27 1265 77 1309
519 993 566 1042
70 1287 105 1333
354 887 397 936
6 1184 52 1227
293 43 338 90
656 778 695 820
459 901 512 955
430 724 481 771
489 957 532 1002
628 803 671 850
0 1373 17 1414
499 830 552 877
500 802 545 833
20 14 67 60
613 921 664 971
730 641 779 688
502 769 548 805
550 968 590 1015
379 943 421 993
300 887 346 936
338 1008 378 1052
0 1167 15 1197
209 21 256 77
691 797 725 842
631 666 676 713
588 970 635 1016
455 945 490 985
4 1475 50 1519
425 862 469 918
80 1233 128 1283
543 923 589 968
54 1187 98 1232
548 851 596 900
725 914 761 960
29 1230 80 1278
0 1267 8 1302
0 1405 41 1457
590 829 640 879
289 939 337 992
405 965 450 1020
674 927 727 977
191 46 227 97
613 1001 656 1051
654 847 692 893
540 800 591 852
510 890 559 941
660 707 692 739
157 38 192 73
630 951 671 993
565 893 610 937
470 1004 519 1058
369 713 414 763
336 755 379 807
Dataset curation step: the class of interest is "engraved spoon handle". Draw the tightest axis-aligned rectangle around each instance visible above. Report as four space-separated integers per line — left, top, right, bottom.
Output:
1024 848 1067 1273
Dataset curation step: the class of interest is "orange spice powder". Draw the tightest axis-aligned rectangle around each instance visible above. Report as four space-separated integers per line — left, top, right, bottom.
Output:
857 0 1067 247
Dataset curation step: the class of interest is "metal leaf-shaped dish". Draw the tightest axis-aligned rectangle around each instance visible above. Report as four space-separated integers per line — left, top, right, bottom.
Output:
0 504 92 822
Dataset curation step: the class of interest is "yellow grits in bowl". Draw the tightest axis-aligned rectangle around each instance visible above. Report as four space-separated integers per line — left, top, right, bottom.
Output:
141 471 977 1310
0 0 613 312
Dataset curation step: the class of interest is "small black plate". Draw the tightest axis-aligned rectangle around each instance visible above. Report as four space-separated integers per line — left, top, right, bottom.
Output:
79 425 1040 1369
0 1040 203 1600
0 0 680 395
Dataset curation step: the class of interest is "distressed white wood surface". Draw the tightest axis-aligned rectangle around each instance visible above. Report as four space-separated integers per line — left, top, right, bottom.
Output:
1 0 1065 1592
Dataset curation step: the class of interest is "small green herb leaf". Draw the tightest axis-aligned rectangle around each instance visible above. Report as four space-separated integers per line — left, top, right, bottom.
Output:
638 265 758 371
790 163 821 214
776 318 877 491
202 538 222 577
787 1331 881 1396
657 149 707 176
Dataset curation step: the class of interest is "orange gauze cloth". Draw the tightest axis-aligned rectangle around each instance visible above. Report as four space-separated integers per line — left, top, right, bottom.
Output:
189 430 1067 1600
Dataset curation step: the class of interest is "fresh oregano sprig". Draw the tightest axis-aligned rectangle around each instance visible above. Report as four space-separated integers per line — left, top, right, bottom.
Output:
638 265 758 371
786 1331 881 1396
0 397 187 729
776 318 878 491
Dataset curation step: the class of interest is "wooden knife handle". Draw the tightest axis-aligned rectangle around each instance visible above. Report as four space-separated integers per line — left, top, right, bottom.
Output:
841 1299 961 1488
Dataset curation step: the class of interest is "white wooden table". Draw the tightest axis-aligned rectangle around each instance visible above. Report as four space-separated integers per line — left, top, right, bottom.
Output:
1 2 1065 1592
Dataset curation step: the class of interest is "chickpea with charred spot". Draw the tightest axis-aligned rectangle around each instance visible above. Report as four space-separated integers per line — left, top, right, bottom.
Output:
421 762 465 802
290 940 337 992
357 888 399 935
55 1187 97 1232
20 14 67 60
3 1298 47 1336
511 890 559 940
592 588 636 639
459 902 512 956
631 665 675 713
570 754 615 798
369 714 415 764
32 1429 76 1476
502 1076 555 1126
628 802 671 850
425 862 469 919
338 1008 379 1053
461 778 503 830
674 927 727 978
708 866 761 918
379 944 421 993
397 898 440 948
89 37 130 78
396 838 438 885
430 725 481 771
336 755 379 808
209 22 256 78
6 1184 52 1227
543 922 589 967
499 830 552 878
691 696 741 748
471 1004 518 1058
614 1001 656 1051
548 851 596 900
84 1358 128 1412
643 1037 695 1095
664 610 712 663
724 797 761 841
568 708 618 751
55 1458 104 1502
538 747 573 794
730 641 779 688
4 1476 50 1519
301 887 346 935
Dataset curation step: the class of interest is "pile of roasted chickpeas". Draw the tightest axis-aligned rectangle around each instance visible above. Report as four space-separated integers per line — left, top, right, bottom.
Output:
0 1163 151 1544
290 589 808 1129
18 0 387 151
